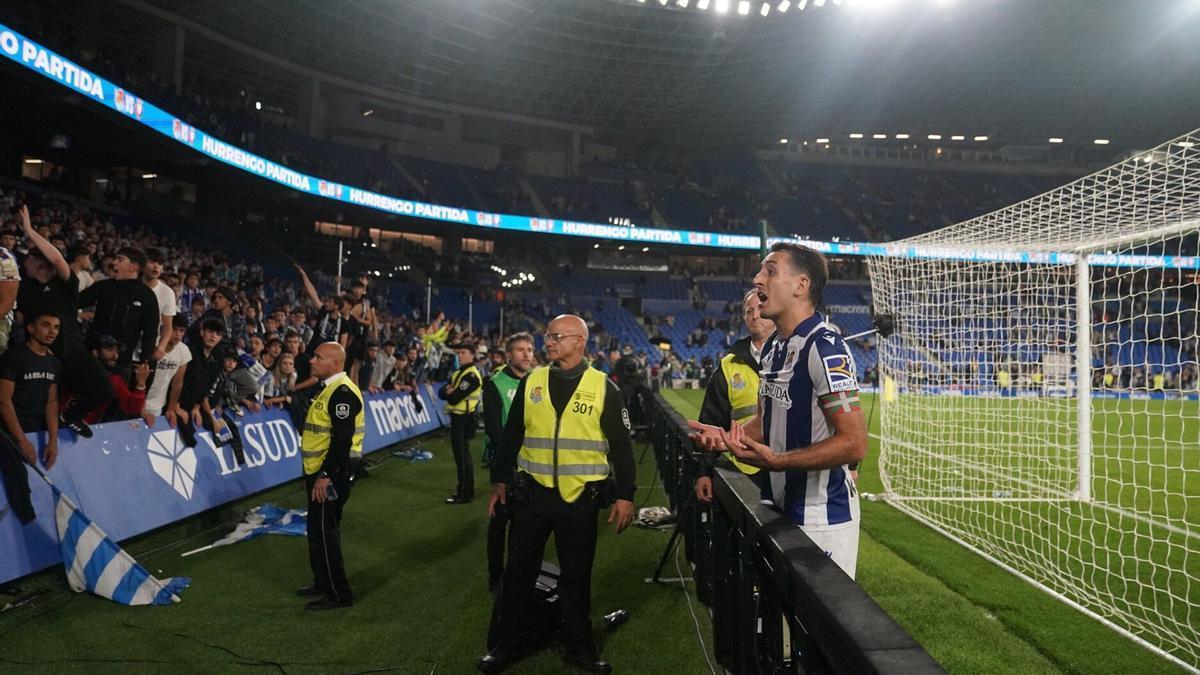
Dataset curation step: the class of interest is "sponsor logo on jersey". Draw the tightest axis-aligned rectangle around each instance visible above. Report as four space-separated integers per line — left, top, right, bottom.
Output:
760 380 792 409
822 354 857 392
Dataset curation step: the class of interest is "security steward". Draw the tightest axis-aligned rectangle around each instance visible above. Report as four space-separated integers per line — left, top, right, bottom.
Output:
482 331 536 592
479 315 636 674
296 342 364 610
441 342 483 504
695 290 776 505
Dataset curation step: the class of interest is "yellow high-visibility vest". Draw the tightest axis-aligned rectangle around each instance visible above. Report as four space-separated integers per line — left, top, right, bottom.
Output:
518 366 609 503
719 353 761 475
445 364 482 414
301 373 365 475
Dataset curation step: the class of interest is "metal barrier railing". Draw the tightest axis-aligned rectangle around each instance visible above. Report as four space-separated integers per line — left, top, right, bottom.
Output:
644 393 943 674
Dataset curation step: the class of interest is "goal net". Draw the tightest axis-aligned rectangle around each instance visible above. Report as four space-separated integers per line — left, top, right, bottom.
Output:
868 130 1200 670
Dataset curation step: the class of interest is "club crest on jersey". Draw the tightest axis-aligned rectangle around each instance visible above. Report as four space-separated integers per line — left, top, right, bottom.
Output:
730 373 746 390
784 350 796 368
822 354 857 392
530 386 544 404
759 380 792 409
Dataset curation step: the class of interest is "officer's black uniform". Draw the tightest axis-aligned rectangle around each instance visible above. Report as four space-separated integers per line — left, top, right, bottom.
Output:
481 366 513 591
440 360 482 503
484 361 636 672
302 380 363 608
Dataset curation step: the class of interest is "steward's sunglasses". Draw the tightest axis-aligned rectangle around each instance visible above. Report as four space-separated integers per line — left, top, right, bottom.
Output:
544 332 584 344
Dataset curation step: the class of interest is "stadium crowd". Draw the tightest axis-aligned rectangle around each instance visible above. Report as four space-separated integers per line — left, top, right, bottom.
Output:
0 183 673 477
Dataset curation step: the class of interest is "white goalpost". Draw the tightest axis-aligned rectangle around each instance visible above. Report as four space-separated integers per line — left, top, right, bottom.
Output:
868 130 1200 671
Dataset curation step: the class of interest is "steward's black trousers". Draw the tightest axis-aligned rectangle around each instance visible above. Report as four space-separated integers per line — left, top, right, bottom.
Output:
449 413 475 500
487 501 511 588
494 479 600 654
305 469 356 602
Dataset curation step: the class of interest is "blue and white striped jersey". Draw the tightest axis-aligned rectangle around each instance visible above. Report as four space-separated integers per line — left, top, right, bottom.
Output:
759 312 861 528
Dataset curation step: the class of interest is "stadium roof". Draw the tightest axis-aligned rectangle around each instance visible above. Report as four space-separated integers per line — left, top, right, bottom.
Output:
72 0 1200 151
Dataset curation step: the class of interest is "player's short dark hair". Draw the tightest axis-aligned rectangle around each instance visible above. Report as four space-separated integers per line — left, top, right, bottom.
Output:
171 315 188 329
505 331 534 352
768 242 828 307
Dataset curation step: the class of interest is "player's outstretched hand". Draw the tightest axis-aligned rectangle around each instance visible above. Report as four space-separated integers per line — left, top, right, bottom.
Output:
722 430 776 470
686 420 724 451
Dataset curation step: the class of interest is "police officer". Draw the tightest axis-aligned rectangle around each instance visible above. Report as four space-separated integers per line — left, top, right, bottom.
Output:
296 342 364 610
482 332 536 592
441 342 483 504
695 290 776 504
479 315 636 674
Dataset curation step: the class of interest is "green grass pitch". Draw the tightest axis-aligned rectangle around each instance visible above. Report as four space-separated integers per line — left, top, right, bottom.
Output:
663 388 1192 673
0 393 1190 673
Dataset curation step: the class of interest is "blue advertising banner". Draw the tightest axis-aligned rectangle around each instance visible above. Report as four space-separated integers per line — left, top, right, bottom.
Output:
0 385 445 584
0 23 760 252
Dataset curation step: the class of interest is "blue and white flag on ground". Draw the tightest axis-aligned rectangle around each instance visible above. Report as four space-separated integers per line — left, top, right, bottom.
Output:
54 488 190 605
210 503 306 548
